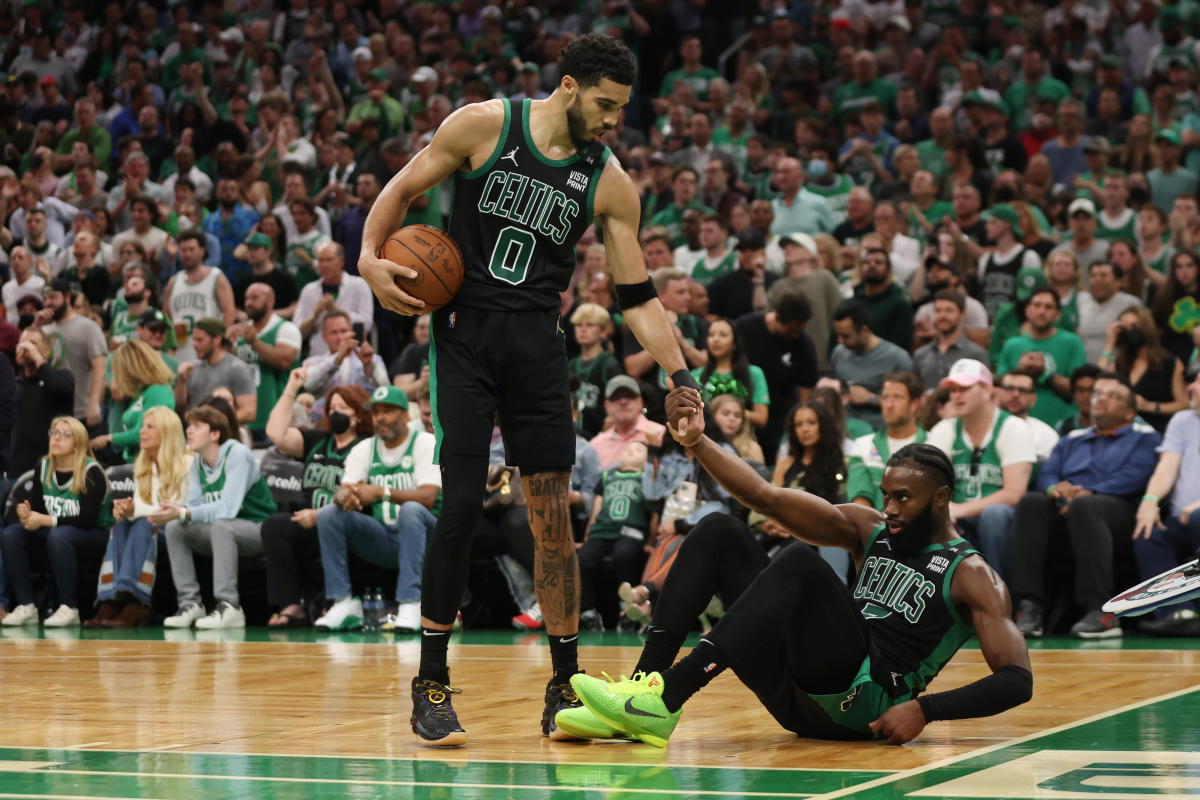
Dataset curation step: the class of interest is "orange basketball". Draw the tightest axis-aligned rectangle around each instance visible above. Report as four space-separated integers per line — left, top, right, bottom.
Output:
379 224 464 313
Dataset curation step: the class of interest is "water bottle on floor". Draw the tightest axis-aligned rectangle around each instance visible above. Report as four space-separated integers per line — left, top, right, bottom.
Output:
363 588 381 632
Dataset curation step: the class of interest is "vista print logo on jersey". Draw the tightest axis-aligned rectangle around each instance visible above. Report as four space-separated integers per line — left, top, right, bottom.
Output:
566 170 589 193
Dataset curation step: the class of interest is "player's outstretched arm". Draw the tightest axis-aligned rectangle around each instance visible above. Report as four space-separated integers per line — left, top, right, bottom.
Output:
870 558 1033 745
665 390 862 550
359 100 506 316
595 161 688 378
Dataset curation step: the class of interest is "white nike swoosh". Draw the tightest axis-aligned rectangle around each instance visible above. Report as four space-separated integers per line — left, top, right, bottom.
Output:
422 630 449 637
560 635 578 643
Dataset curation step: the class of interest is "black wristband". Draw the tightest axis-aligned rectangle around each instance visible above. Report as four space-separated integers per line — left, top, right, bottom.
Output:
615 278 658 309
916 664 1033 722
670 369 701 392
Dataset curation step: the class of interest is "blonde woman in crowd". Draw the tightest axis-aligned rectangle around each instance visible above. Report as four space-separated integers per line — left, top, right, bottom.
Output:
709 393 765 464
90 407 192 628
90 339 176 463
1 417 112 628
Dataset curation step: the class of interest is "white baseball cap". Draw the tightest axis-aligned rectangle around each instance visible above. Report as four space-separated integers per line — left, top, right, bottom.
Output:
939 359 993 389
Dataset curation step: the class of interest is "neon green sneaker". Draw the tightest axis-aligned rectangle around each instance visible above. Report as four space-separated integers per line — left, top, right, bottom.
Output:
554 704 623 740
570 671 681 748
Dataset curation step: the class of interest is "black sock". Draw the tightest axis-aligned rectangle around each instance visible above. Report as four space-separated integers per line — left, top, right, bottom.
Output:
548 633 579 683
418 628 451 685
635 625 688 677
659 638 726 713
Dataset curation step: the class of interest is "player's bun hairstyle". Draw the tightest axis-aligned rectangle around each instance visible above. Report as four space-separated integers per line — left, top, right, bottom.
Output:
558 33 637 89
888 443 956 493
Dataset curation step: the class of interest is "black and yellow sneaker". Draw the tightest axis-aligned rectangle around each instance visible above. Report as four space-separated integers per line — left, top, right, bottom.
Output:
543 674 591 740
411 677 468 747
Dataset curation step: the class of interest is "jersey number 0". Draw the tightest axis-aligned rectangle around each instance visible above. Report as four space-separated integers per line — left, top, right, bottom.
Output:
488 226 537 286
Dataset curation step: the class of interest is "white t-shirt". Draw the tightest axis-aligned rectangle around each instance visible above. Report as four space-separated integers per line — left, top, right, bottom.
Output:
342 430 442 489
927 408 1036 469
673 244 704 276
1022 415 1061 464
2 274 45 319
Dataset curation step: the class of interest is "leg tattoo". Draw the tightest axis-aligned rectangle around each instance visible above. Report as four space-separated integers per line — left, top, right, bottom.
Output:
524 472 579 635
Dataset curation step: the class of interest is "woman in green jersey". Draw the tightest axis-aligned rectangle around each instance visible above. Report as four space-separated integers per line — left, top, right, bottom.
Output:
261 376 372 628
1 417 112 628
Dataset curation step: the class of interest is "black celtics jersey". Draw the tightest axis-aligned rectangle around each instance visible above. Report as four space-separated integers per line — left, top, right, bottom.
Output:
851 525 979 699
449 98 612 311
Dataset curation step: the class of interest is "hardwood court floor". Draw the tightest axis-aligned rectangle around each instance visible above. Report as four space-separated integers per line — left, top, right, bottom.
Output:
0 628 1197 798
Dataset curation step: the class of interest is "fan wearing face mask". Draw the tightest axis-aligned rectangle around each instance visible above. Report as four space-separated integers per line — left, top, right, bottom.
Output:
1097 306 1188 433
260 378 374 628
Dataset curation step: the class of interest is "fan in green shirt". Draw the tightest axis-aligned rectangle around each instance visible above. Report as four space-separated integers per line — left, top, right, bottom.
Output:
846 374 927 511
658 36 722 102
1004 56 1071 132
348 70 406 142
995 288 1088 425
833 72 899 126
98 339 178 464
648 167 715 248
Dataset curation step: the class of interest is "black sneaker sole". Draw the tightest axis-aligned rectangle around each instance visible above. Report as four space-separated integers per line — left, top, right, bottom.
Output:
411 719 468 747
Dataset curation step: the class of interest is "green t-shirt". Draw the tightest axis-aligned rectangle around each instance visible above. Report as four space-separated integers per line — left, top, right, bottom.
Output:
284 230 327 288
658 66 723 100
404 182 443 228
997 329 1088 425
689 251 737 285
915 140 948 178
691 365 770 406
909 200 953 245
805 175 855 226
234 315 301 432
649 201 716 248
1005 77 1071 131
347 96 406 141
833 79 898 124
1096 209 1138 242
846 428 927 510
711 125 752 172
110 384 176 464
589 468 647 540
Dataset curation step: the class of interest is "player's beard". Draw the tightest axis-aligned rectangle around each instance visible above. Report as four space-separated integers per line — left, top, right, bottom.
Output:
566 97 599 152
886 500 938 555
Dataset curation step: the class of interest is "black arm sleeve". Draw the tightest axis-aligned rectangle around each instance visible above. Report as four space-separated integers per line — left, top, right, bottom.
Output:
27 463 47 515
54 464 107 529
916 664 1033 722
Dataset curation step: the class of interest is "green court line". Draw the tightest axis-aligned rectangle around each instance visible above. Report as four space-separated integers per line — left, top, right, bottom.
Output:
807 683 1200 799
0 748 886 800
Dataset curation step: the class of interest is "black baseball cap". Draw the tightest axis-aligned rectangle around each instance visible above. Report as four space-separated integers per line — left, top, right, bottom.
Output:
137 308 169 330
735 228 767 251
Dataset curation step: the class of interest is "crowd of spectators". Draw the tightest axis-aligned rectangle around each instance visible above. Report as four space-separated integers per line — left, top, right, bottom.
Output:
0 0 1198 637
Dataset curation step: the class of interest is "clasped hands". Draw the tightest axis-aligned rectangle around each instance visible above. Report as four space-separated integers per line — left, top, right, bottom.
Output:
664 380 705 447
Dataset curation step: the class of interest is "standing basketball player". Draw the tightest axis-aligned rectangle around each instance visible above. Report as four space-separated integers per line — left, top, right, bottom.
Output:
359 34 700 746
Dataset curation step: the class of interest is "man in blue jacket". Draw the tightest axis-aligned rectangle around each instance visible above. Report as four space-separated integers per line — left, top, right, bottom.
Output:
1009 372 1160 640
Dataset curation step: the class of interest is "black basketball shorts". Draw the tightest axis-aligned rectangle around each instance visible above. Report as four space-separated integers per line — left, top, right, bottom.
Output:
428 304 576 471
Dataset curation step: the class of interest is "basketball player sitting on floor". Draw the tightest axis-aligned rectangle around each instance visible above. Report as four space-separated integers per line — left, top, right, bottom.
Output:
557 384 1033 747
